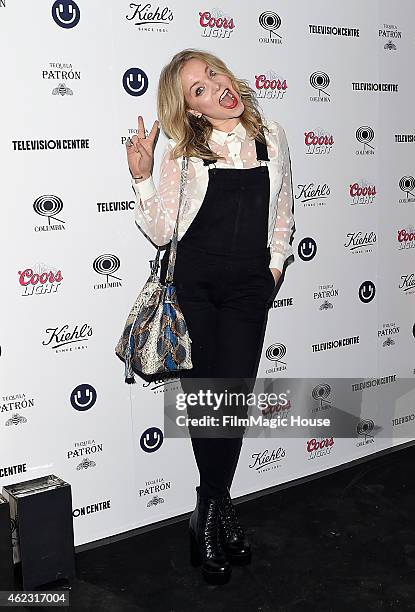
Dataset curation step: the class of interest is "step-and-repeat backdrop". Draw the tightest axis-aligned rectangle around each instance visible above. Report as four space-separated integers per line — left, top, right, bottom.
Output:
1 0 414 546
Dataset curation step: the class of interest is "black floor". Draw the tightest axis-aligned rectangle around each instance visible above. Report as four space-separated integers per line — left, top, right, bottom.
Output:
17 443 415 611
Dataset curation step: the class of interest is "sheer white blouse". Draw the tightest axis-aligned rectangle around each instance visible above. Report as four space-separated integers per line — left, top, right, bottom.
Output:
131 118 295 273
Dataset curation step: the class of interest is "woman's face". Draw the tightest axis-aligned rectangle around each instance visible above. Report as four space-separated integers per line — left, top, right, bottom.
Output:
180 58 244 126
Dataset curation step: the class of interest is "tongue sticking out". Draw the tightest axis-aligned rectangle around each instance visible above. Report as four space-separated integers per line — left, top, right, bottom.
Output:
219 91 237 108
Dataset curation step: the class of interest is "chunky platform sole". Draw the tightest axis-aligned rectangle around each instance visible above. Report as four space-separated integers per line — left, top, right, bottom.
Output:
189 530 232 585
222 547 252 566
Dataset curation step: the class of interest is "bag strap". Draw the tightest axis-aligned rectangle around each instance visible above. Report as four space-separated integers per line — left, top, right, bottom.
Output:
152 155 188 284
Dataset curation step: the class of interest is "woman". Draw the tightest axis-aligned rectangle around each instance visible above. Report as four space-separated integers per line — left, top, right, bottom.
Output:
126 48 295 585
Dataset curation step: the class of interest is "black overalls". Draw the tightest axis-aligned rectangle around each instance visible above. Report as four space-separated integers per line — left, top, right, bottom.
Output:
160 131 276 498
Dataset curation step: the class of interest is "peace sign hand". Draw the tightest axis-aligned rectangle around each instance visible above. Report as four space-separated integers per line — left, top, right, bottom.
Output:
126 115 159 180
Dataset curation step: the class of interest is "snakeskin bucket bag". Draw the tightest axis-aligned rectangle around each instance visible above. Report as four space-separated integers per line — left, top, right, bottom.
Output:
115 155 193 382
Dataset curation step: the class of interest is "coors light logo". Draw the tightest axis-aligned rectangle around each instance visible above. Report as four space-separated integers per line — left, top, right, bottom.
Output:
254 71 287 100
306 436 334 460
397 226 415 251
18 263 63 296
304 128 334 155
198 9 235 38
349 181 376 206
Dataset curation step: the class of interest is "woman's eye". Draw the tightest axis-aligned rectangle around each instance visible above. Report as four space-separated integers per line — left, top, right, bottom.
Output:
195 87 204 96
210 69 216 76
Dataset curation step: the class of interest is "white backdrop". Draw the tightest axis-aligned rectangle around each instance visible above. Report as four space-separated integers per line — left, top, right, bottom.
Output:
1 0 414 546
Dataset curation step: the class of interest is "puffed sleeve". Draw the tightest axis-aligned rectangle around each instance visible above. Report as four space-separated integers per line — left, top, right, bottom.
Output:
131 139 194 247
269 123 295 273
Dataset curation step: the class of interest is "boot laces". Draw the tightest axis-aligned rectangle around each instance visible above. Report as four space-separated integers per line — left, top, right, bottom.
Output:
219 495 245 538
203 500 224 557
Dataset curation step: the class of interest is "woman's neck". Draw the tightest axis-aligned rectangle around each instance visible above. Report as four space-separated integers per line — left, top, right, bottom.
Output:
209 117 241 132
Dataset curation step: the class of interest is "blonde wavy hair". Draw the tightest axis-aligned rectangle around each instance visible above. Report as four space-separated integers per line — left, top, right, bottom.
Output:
157 48 269 161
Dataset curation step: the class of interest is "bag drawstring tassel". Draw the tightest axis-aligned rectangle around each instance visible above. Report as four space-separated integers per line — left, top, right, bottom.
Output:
124 334 136 384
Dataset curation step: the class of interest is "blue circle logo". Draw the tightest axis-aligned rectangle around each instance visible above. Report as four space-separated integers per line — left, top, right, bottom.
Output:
140 427 163 453
298 237 317 262
52 1 81 29
70 384 97 411
122 68 149 97
359 280 376 304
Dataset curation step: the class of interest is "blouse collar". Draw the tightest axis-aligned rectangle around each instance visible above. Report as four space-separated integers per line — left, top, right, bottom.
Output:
210 121 246 145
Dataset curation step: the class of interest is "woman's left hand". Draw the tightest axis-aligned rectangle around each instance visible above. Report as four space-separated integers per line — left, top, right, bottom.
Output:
270 268 282 286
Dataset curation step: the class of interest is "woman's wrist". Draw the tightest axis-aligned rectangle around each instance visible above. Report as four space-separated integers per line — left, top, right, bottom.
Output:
133 173 151 183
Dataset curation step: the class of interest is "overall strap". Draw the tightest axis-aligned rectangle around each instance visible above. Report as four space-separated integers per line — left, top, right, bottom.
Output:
203 126 269 166
254 130 270 162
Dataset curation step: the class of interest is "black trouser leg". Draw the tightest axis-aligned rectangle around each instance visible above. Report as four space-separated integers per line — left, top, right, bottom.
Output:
165 251 271 500
180 303 269 499
190 436 243 498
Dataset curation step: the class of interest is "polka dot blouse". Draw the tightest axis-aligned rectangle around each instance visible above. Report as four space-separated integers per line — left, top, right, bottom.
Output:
132 119 295 273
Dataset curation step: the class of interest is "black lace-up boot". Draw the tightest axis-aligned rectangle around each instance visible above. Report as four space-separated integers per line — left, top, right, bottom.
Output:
218 487 251 565
189 486 232 584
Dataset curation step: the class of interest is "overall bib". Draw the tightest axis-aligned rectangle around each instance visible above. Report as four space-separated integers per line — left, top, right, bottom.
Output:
160 132 275 497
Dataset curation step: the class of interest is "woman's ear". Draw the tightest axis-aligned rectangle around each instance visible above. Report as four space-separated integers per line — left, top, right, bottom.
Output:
188 109 202 118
